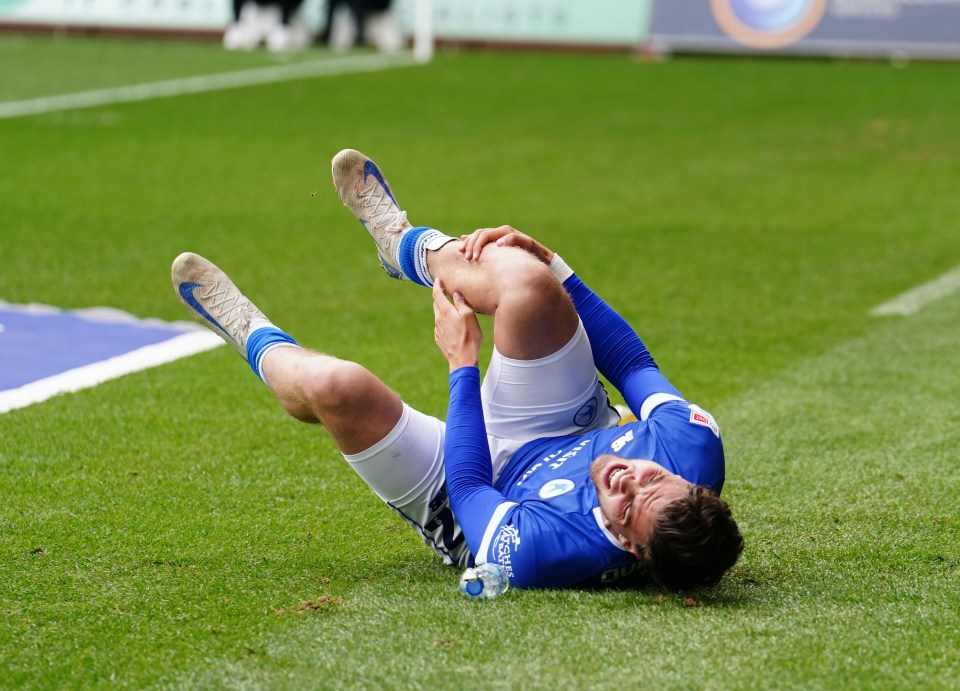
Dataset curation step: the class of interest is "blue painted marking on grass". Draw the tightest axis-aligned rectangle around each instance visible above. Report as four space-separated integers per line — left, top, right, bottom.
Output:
1 307 178 389
0 302 223 413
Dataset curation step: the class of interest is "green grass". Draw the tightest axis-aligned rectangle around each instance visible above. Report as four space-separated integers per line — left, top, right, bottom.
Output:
2 35 959 689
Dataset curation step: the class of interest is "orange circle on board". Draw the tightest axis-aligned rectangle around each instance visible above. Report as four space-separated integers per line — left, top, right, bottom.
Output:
711 0 828 50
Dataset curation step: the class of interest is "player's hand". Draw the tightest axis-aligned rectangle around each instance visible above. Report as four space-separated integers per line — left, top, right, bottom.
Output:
459 225 555 264
432 278 482 372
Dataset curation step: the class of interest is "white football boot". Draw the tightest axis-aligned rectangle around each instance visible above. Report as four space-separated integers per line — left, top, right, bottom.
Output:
223 21 256 50
172 252 269 359
266 22 313 53
223 3 280 50
332 148 414 280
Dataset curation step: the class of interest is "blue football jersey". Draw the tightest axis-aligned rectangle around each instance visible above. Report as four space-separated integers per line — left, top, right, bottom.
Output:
469 399 724 588
442 271 727 589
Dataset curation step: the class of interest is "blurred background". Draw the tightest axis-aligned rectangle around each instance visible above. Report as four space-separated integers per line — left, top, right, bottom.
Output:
1 0 957 59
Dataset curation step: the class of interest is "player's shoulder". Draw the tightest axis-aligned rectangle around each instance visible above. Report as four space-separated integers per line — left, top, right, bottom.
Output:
647 399 721 440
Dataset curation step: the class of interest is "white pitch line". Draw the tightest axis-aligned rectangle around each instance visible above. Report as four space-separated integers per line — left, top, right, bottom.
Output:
0 330 223 414
0 52 416 120
870 263 960 317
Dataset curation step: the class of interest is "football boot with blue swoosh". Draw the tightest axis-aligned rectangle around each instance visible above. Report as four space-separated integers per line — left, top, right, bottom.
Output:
171 252 268 359
332 148 415 280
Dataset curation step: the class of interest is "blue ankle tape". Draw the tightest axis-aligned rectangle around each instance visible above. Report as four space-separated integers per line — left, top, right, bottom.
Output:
246 326 298 382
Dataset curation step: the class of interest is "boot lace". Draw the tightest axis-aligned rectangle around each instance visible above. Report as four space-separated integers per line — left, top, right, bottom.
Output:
358 180 408 238
199 282 254 342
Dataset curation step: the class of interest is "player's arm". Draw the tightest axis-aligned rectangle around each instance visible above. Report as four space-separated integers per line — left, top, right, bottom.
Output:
433 279 618 587
444 367 518 554
559 270 682 417
443 366 551 587
432 282 518 558
460 227 681 418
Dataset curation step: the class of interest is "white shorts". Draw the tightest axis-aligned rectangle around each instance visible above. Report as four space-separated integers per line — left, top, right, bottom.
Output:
341 320 619 566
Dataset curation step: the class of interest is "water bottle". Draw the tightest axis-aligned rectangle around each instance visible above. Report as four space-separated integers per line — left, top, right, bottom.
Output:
458 563 509 599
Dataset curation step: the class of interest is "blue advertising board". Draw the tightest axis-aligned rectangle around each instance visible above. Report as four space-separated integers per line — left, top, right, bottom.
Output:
650 0 960 59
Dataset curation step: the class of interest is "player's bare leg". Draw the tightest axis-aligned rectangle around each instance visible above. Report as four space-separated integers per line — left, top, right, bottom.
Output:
258 348 402 455
172 251 401 455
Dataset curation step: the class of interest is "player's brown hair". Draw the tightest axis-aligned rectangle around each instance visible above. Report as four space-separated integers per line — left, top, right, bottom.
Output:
638 485 743 590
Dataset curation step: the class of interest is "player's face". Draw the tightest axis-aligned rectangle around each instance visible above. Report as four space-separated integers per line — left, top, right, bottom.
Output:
590 455 692 557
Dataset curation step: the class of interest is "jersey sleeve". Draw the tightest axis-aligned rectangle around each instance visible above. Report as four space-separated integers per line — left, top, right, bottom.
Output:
562 273 683 418
443 367 519 561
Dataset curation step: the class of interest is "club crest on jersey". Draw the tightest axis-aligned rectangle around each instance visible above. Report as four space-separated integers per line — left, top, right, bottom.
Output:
688 404 720 438
573 397 599 427
539 479 575 499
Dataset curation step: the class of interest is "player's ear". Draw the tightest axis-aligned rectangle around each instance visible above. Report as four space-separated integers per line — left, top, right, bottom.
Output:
617 532 641 559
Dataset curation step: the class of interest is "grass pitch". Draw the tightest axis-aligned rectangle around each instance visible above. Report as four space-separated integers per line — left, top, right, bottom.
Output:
1 34 959 689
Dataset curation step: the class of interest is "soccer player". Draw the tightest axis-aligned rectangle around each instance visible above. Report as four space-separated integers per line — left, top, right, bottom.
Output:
171 149 743 590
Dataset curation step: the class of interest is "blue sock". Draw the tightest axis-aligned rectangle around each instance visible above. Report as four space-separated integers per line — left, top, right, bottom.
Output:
398 226 454 287
246 326 299 383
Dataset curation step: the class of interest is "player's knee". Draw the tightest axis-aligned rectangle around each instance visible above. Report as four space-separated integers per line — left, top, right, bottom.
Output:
300 359 371 414
495 250 557 297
